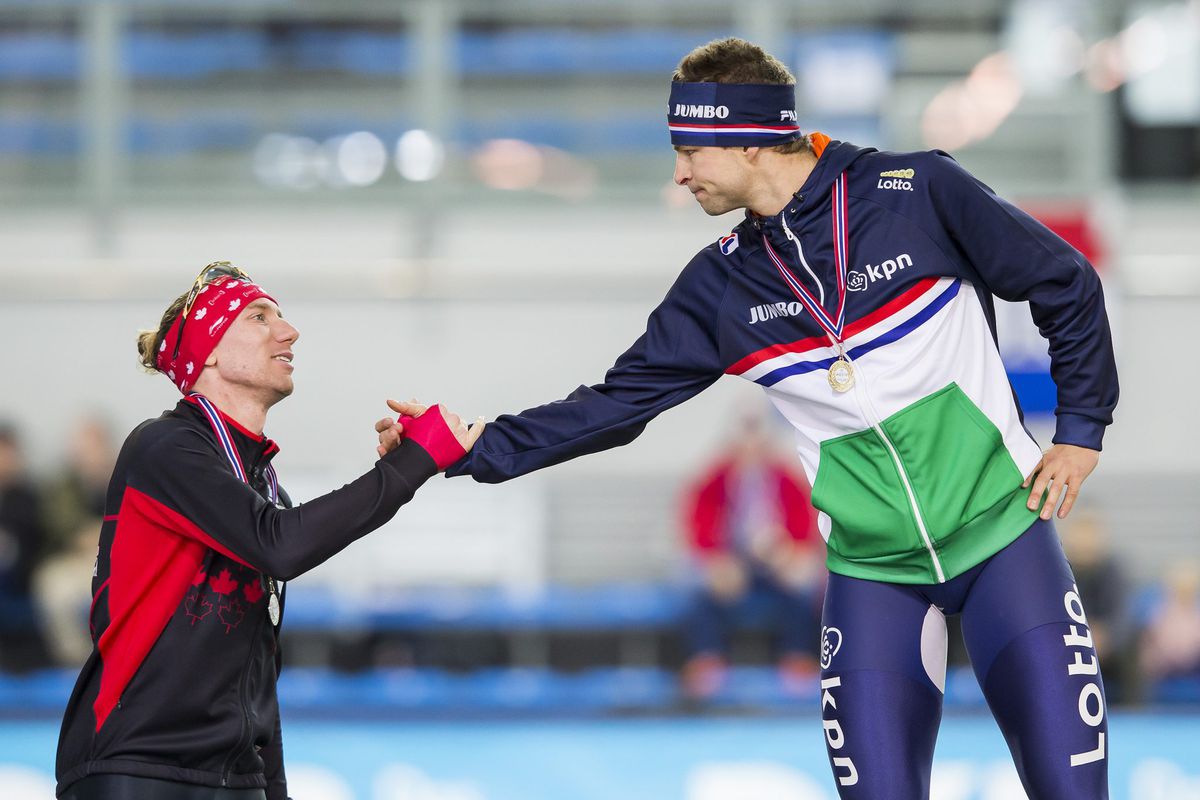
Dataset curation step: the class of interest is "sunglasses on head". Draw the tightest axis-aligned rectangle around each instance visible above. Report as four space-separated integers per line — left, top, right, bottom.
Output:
171 261 254 363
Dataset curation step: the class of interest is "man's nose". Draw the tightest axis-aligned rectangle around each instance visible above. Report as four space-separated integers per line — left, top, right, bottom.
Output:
278 320 299 344
673 155 689 186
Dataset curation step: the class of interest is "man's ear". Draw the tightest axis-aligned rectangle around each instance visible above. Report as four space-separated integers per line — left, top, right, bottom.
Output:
205 351 218 367
742 146 763 164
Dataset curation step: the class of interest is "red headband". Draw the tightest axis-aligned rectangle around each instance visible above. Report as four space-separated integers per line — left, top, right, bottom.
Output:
155 276 276 394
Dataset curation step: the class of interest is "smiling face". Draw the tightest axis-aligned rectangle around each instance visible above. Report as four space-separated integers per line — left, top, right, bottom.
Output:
673 145 755 216
203 298 299 408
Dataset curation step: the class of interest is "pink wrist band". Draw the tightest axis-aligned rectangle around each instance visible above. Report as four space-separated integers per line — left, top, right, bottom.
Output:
397 405 467 470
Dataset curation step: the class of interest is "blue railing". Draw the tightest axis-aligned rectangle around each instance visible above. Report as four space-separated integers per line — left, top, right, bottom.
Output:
0 28 728 82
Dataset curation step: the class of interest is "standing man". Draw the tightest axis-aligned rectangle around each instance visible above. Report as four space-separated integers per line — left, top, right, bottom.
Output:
390 36 1117 798
381 37 1117 799
57 262 482 800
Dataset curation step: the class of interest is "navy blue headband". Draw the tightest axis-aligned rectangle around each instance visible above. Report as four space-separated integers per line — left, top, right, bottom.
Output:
667 82 800 147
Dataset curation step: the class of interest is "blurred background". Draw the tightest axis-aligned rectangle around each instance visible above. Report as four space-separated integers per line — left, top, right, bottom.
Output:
1 0 1199 798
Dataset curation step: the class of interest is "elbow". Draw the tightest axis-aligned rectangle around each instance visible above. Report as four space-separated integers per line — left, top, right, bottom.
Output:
259 551 311 583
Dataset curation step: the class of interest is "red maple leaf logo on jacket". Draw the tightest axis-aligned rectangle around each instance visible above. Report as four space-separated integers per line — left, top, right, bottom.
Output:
208 569 239 595
243 579 264 604
206 569 246 632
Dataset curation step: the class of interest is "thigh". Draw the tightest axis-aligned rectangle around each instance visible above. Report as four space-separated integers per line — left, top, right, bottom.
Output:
961 519 1110 800
820 572 947 800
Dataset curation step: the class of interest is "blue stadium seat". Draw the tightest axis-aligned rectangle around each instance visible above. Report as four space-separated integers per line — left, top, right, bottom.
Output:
456 29 720 75
0 34 78 80
0 669 78 711
282 583 687 633
125 31 269 79
1147 676 1200 705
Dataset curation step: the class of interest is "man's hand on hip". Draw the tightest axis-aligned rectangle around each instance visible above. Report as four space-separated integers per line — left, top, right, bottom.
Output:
1022 444 1100 521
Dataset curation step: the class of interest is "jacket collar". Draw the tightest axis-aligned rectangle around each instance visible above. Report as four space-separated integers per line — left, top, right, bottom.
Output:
179 396 281 468
749 136 874 240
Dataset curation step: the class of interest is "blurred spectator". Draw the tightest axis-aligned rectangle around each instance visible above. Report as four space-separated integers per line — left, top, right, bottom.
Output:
1061 513 1133 700
679 414 824 698
42 415 115 556
1138 560 1200 698
0 422 50 671
30 417 113 667
34 517 99 667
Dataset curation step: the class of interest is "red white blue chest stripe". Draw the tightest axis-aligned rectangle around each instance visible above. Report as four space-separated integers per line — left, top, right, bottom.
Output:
727 276 963 386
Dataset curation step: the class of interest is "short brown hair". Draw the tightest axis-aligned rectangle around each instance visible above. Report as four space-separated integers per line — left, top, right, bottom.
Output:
673 37 810 156
136 290 189 373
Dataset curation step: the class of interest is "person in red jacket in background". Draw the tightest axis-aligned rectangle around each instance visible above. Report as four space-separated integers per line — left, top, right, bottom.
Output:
680 412 824 698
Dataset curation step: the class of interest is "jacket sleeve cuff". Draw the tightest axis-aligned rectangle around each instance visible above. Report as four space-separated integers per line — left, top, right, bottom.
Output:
1051 412 1107 451
379 438 439 483
443 451 474 478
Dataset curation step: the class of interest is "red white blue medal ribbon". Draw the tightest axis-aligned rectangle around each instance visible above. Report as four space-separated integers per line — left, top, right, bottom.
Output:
762 172 850 342
189 392 279 504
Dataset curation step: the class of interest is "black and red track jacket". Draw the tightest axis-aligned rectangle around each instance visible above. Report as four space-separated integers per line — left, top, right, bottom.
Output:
56 397 437 798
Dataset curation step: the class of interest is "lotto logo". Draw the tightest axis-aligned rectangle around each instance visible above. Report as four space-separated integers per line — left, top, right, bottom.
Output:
1063 585 1107 767
877 168 915 191
877 178 914 192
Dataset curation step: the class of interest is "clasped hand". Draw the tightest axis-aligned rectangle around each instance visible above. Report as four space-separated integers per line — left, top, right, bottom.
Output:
374 398 485 459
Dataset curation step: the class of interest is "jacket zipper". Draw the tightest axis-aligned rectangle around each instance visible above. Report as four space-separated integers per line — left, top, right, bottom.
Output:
844 348 947 582
221 612 265 786
781 218 827 307
779 213 946 581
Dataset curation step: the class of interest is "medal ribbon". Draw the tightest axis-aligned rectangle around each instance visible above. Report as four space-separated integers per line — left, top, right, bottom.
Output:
189 392 279 504
762 171 850 343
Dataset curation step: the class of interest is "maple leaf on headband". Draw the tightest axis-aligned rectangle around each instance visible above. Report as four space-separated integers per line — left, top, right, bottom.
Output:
191 569 208 587
208 569 239 595
243 580 264 604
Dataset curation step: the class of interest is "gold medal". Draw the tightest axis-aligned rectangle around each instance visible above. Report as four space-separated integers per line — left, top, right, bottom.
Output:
828 353 855 392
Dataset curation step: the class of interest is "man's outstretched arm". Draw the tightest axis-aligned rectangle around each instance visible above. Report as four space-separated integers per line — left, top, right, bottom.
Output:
382 254 730 483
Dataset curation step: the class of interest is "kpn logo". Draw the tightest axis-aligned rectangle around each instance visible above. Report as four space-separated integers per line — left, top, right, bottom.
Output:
878 168 915 192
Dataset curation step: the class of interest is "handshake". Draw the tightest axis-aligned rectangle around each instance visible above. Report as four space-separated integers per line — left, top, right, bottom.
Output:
374 399 486 472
